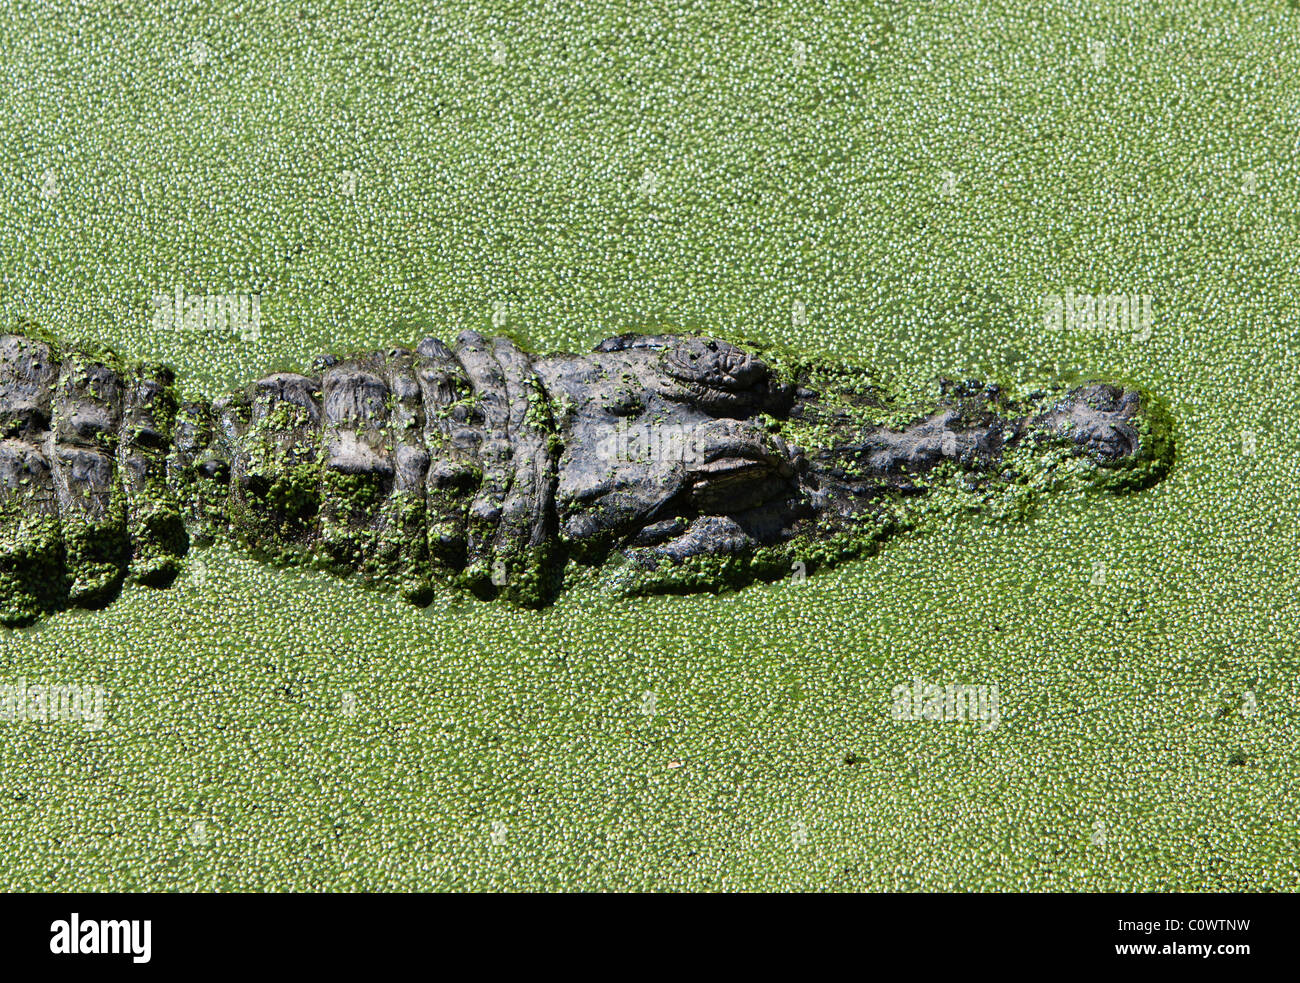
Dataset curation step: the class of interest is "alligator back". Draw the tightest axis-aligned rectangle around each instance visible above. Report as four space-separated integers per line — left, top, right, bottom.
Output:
0 330 559 624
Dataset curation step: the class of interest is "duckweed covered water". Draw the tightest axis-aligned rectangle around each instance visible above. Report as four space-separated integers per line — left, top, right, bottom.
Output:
0 0 1295 890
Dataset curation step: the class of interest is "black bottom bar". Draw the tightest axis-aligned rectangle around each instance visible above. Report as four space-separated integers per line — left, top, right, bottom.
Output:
0 892 1281 974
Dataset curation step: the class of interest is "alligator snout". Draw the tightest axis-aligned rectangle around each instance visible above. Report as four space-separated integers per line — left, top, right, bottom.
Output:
1046 384 1143 463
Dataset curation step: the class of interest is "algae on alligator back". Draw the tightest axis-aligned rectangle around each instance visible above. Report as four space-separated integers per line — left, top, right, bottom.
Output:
0 326 1172 625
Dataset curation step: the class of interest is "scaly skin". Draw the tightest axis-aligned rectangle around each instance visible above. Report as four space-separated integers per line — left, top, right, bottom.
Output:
0 329 1175 626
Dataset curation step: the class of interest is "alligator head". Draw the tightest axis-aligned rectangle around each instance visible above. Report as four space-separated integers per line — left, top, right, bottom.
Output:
537 334 1173 595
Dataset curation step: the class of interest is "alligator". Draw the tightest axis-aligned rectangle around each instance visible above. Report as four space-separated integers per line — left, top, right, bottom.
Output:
0 328 1174 626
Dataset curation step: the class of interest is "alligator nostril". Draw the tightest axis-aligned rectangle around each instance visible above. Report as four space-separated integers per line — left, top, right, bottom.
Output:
198 458 229 482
